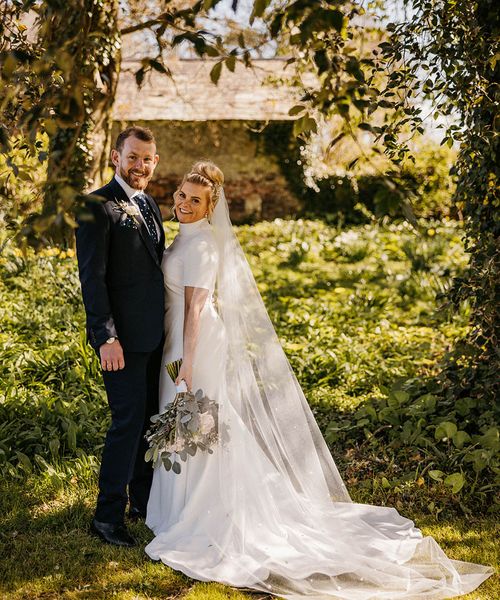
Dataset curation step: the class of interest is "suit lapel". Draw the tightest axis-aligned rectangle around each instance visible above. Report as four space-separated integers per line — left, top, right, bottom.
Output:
109 177 129 204
109 178 160 266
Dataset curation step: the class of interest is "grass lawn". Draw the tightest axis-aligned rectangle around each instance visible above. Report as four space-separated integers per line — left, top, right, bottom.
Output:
0 475 497 599
0 218 497 598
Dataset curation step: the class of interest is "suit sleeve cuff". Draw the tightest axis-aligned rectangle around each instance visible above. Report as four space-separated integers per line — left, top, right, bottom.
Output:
89 322 118 349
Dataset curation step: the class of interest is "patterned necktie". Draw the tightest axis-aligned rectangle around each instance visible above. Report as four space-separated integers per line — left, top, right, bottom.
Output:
135 193 159 245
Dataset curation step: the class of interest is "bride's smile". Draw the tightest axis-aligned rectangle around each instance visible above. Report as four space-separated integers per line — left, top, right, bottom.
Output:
174 181 210 224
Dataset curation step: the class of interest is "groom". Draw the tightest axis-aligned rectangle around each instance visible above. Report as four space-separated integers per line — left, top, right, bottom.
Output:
76 126 166 546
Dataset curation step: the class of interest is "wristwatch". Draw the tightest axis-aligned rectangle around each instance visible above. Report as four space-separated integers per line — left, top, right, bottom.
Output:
106 337 118 344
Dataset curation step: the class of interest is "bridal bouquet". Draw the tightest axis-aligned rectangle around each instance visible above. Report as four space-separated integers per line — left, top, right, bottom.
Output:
144 359 221 474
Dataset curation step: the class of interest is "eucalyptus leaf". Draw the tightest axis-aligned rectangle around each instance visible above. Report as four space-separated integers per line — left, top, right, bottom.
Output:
186 444 197 457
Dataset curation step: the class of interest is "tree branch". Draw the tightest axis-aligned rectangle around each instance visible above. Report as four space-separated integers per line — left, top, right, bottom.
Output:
121 16 165 35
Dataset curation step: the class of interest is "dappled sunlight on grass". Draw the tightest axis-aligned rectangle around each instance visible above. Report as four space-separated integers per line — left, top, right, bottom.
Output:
1 476 496 599
184 581 268 599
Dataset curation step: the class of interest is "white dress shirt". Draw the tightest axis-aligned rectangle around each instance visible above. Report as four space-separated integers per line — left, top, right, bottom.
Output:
114 174 161 239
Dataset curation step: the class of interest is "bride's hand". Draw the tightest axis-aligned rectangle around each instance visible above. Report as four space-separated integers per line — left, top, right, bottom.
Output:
176 361 193 391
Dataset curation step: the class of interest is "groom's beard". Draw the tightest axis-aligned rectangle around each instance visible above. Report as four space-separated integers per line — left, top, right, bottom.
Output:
119 167 151 191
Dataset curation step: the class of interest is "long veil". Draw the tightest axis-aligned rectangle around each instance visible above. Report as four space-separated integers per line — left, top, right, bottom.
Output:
211 188 351 505
202 188 493 598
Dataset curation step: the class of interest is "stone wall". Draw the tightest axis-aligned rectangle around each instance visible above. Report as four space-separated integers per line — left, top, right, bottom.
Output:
111 120 301 223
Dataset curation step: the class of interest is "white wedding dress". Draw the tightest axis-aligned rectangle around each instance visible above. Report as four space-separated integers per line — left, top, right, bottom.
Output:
145 212 493 599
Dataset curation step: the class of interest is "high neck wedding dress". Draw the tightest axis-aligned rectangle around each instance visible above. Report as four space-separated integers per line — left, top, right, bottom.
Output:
145 194 493 599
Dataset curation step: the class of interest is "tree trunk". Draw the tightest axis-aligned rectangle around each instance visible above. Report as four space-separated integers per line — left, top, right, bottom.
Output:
86 50 121 191
39 0 121 245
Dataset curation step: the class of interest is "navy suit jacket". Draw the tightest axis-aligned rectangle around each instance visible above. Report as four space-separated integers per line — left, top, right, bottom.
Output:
75 177 166 352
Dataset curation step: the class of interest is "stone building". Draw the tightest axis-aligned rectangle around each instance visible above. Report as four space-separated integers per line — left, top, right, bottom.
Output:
112 57 302 222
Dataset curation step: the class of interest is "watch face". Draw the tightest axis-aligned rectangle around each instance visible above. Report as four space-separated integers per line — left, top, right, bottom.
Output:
107 337 116 344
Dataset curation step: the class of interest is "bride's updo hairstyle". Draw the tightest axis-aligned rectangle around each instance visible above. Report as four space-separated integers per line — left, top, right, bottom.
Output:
175 160 225 220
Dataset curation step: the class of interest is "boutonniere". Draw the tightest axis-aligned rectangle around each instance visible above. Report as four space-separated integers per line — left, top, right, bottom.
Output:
113 198 140 228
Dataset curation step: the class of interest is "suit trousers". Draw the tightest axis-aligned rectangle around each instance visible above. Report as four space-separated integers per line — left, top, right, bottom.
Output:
95 338 164 523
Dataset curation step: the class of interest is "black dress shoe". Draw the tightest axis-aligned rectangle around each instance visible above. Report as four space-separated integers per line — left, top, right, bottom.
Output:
90 518 137 547
128 506 147 522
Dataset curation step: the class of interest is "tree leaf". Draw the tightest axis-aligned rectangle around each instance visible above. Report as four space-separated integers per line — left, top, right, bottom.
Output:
328 9 345 33
327 132 345 150
149 59 170 76
226 55 236 72
288 105 306 117
135 67 146 88
205 45 219 57
250 0 270 23
293 115 317 137
210 61 223 84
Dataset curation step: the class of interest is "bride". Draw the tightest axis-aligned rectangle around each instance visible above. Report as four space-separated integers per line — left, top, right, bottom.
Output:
145 161 493 599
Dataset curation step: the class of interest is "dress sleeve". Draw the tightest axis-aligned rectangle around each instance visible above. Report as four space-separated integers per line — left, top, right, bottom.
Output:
183 237 218 291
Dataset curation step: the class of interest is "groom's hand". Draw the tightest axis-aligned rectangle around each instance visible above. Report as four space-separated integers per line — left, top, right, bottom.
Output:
99 340 125 371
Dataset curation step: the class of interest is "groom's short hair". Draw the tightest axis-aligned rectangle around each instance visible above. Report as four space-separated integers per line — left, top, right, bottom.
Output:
115 126 156 152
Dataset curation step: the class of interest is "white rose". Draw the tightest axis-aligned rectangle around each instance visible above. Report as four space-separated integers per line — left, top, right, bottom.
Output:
173 437 185 452
199 413 215 435
124 205 140 216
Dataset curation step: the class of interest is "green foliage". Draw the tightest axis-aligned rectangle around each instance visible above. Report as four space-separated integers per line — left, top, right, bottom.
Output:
0 0 122 245
326 383 498 513
0 0 498 510
259 0 499 404
400 141 458 219
0 135 48 237
255 123 458 223
366 0 500 405
3 218 495 515
0 241 108 484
